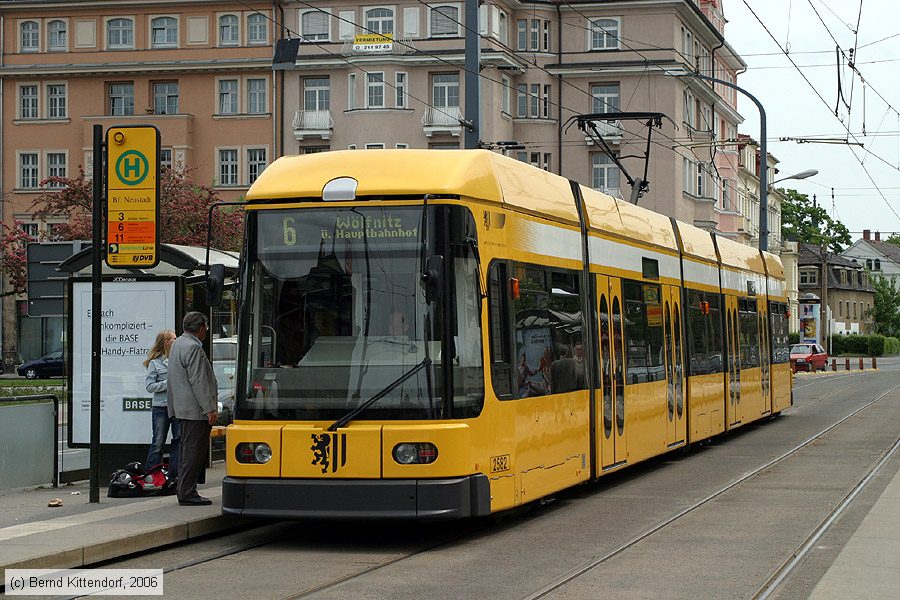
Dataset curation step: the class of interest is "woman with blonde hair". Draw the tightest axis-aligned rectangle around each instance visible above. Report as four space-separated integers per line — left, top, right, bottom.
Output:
144 329 179 475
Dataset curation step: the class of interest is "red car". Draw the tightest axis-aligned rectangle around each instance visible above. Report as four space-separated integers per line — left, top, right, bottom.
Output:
790 343 829 373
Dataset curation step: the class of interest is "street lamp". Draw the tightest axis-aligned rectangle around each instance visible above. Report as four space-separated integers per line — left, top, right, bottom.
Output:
770 169 818 188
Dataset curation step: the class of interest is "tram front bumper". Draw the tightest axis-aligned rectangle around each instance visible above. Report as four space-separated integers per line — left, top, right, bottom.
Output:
222 474 491 520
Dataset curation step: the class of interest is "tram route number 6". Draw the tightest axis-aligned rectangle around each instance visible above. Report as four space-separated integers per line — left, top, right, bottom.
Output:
491 454 510 473
283 217 297 245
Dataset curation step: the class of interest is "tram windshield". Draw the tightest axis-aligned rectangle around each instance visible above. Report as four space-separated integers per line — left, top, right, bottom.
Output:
236 205 484 421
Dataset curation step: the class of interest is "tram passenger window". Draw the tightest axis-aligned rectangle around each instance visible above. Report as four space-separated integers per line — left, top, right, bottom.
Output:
509 263 585 398
770 303 790 364
687 290 724 375
623 281 663 384
738 298 760 368
488 262 513 397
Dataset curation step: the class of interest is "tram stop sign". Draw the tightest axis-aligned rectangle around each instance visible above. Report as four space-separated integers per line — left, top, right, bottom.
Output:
105 125 160 269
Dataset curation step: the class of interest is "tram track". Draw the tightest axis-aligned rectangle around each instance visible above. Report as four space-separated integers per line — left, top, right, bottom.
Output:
751 438 900 600
517 381 900 600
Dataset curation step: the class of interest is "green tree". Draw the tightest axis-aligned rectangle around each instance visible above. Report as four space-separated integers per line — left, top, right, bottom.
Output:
869 274 900 337
780 188 851 253
1 167 243 295
885 232 900 247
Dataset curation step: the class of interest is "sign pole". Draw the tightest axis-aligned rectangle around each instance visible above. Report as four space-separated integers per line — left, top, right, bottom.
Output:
90 124 103 503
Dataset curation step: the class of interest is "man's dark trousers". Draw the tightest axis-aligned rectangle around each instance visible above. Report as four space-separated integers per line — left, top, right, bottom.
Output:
178 419 211 500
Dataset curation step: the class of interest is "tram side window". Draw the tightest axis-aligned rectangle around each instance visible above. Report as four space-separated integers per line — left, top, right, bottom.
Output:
487 262 585 399
738 298 760 368
623 280 664 384
770 302 790 364
687 290 724 375
488 262 513 396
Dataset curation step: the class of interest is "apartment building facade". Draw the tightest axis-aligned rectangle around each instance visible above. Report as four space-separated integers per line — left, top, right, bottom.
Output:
284 0 746 226
0 0 281 364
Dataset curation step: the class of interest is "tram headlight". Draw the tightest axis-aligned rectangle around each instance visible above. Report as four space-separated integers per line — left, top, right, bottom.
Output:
254 443 273 464
236 442 272 464
392 442 438 465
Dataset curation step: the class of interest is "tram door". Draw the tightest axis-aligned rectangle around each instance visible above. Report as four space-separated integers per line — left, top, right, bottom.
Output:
759 298 772 415
724 295 741 427
664 286 687 447
596 275 627 469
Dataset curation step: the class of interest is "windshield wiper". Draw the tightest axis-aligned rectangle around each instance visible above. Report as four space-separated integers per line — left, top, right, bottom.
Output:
327 357 432 431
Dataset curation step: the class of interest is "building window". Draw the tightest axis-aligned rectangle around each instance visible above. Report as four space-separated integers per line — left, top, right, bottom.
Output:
303 146 329 154
365 143 385 149
542 84 551 119
151 17 177 47
47 153 67 185
48 20 67 51
20 85 38 119
432 73 459 109
366 8 394 34
516 19 526 50
107 18 134 49
152 82 178 114
530 19 539 51
300 10 329 41
218 149 238 185
592 153 620 193
430 5 459 37
47 85 67 118
247 13 267 44
395 72 408 108
591 83 620 114
516 84 527 118
247 78 267 114
683 158 697 195
866 258 873 270
19 153 39 189
21 21 39 52
219 14 239 46
875 259 881 271
529 84 539 118
348 73 357 109
247 148 267 184
366 72 385 108
799 269 818 285
501 76 511 115
108 82 134 116
396 143 409 149
20 222 39 238
590 17 620 50
218 79 238 114
304 77 330 111
160 148 173 170
543 20 550 51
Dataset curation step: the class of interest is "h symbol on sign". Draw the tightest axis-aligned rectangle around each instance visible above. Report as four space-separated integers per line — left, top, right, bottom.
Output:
122 157 142 179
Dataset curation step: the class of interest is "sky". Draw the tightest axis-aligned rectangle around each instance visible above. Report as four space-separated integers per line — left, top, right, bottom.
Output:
723 0 900 240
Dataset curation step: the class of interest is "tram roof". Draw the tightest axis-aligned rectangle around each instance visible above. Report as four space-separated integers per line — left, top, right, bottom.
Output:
246 149 583 224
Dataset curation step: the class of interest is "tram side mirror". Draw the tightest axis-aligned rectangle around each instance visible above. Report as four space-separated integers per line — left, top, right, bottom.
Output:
421 255 444 304
207 263 225 308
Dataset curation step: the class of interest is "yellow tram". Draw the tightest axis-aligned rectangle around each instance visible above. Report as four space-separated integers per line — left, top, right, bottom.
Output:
221 150 792 519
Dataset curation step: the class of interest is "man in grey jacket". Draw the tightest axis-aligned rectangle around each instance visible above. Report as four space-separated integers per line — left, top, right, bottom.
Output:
167 311 218 506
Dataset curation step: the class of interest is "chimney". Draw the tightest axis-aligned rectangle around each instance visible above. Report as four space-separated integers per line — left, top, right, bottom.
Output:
863 229 871 240
876 231 881 242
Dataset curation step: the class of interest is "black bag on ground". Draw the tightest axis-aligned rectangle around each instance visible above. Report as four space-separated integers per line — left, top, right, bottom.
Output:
108 461 177 498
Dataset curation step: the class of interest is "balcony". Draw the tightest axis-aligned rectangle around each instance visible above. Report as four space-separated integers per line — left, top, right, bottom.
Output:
421 106 463 137
584 119 623 145
292 110 333 141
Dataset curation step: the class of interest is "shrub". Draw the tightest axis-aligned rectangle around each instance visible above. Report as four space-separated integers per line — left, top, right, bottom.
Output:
868 334 886 357
789 332 800 344
885 337 900 355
